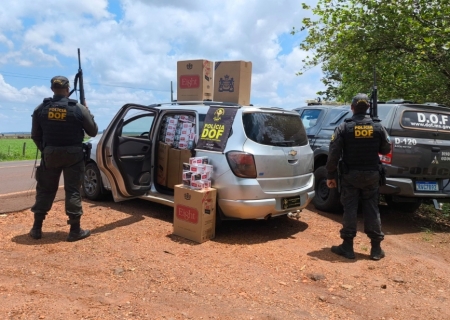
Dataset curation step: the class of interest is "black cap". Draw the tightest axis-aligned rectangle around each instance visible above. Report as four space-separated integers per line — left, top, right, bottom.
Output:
351 93 369 107
51 76 70 89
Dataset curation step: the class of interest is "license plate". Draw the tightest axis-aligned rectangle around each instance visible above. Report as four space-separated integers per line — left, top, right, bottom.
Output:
415 181 439 191
282 196 301 209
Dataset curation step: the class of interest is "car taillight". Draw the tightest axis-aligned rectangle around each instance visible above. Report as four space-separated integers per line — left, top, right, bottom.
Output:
226 151 257 178
379 144 393 164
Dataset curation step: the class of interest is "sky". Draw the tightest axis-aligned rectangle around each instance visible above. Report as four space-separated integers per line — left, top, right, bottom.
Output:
0 0 324 133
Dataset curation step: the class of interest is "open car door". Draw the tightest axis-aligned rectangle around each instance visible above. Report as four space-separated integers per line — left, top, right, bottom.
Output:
97 104 159 201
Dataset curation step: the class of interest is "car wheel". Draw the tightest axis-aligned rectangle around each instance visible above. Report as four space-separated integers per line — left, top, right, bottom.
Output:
312 166 342 212
384 196 422 213
83 162 104 200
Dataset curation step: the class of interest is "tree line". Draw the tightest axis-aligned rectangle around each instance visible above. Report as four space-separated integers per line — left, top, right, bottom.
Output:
295 0 450 106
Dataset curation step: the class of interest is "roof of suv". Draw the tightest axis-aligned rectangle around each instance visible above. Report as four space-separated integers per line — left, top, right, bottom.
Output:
149 101 301 114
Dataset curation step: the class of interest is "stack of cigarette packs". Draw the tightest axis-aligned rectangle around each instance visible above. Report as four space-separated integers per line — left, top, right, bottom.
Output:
182 156 213 190
159 115 196 150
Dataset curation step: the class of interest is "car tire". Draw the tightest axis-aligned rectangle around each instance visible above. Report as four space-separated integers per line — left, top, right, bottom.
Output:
384 196 422 213
83 162 105 201
312 166 342 212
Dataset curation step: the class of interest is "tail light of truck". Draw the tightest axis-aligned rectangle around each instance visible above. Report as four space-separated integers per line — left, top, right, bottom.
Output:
379 144 393 164
226 151 257 178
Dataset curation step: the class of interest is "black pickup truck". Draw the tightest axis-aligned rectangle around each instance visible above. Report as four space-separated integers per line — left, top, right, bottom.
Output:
293 101 450 213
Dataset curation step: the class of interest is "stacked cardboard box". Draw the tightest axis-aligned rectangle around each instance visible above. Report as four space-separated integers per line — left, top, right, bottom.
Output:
214 60 252 105
177 59 213 101
167 148 192 189
173 185 216 243
157 141 170 186
157 114 197 188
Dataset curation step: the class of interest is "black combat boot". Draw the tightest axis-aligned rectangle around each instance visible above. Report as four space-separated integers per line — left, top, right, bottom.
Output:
370 240 385 260
29 216 44 240
331 238 355 259
66 219 91 242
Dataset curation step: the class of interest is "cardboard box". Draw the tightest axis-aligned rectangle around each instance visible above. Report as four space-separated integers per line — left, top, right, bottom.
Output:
157 142 170 186
179 148 192 178
173 185 216 243
177 59 213 101
166 148 193 189
167 148 181 189
214 60 252 105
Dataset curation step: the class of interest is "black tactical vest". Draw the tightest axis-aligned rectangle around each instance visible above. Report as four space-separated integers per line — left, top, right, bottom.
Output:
38 97 84 147
342 117 383 171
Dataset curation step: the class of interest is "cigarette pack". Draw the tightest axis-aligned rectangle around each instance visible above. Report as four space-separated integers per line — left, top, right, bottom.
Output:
190 164 206 174
189 157 209 165
190 173 202 182
167 117 178 125
182 171 193 180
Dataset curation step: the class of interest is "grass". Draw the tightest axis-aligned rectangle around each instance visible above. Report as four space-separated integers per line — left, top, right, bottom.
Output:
0 139 40 161
414 202 450 232
421 227 434 241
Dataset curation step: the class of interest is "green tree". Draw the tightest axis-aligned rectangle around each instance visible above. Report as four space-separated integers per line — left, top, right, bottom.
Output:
295 0 450 105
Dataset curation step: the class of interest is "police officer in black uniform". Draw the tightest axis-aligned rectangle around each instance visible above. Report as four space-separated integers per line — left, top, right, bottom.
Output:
30 76 98 242
325 93 391 260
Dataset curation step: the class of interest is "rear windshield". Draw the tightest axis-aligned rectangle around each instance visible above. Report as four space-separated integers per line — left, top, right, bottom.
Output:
401 110 450 132
242 112 308 147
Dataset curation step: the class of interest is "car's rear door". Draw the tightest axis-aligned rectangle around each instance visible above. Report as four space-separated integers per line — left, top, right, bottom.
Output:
388 105 450 191
97 104 159 201
241 109 314 192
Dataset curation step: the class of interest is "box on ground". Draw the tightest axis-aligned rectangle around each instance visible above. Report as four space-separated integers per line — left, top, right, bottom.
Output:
167 148 192 188
173 185 216 243
177 59 213 101
157 142 170 186
214 60 252 105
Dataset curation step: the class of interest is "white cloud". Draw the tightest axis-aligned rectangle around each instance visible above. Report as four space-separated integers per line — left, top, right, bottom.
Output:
0 0 324 132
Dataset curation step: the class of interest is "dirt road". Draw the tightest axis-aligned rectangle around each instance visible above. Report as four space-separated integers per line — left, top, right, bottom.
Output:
1 197 449 319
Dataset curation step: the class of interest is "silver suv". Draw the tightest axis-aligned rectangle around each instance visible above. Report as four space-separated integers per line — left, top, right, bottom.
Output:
83 101 315 222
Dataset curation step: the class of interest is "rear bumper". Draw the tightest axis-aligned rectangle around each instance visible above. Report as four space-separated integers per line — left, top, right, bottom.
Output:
219 190 315 220
380 178 450 199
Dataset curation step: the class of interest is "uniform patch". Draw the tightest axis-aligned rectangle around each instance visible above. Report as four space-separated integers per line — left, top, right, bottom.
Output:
354 125 373 138
330 133 335 142
48 107 67 121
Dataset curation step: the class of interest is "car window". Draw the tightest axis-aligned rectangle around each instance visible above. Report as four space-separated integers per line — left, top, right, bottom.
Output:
242 112 308 147
300 109 321 130
322 108 351 127
121 112 154 137
400 110 450 132
377 105 394 122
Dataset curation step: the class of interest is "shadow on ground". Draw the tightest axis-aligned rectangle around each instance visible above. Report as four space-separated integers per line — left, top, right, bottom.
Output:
82 196 309 245
308 201 450 235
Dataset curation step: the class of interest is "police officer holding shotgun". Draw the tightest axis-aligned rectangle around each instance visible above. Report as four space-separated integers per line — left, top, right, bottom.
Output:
30 75 98 242
325 93 391 260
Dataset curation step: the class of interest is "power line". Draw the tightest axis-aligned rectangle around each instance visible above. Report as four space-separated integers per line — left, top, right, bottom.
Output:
0 70 171 92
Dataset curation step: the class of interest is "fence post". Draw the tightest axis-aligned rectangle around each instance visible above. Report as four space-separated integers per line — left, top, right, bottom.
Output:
23 142 26 156
8 145 10 155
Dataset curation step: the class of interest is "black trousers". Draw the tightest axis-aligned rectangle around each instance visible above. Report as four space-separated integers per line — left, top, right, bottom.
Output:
31 146 85 223
339 170 384 241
